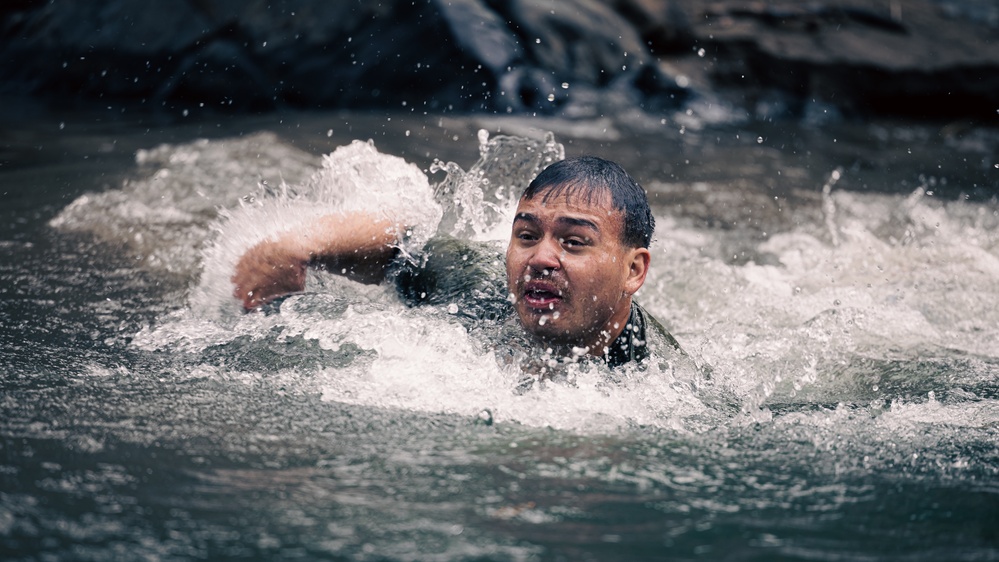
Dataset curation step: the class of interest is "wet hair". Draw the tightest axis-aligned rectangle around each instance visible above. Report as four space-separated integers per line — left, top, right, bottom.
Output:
521 156 655 248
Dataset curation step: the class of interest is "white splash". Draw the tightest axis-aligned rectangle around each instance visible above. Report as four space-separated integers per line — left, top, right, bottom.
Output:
122 130 999 436
190 139 443 317
49 132 320 275
643 185 999 411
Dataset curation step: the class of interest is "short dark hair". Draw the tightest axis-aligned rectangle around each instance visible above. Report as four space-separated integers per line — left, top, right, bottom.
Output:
521 156 655 248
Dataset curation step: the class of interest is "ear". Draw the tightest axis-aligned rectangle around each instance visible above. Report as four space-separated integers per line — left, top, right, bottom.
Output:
623 247 651 296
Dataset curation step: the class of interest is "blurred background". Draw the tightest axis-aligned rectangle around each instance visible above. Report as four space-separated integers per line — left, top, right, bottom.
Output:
2 0 997 124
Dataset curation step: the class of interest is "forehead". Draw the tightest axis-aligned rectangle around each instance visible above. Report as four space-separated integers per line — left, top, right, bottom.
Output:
518 184 617 216
514 189 625 238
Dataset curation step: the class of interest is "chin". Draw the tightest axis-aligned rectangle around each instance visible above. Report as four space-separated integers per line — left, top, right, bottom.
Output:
517 311 581 349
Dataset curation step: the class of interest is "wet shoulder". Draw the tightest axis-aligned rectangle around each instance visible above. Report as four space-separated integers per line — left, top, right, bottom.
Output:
635 303 684 355
391 235 510 321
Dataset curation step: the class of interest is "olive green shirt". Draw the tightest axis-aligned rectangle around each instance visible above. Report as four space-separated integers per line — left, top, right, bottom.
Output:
390 236 684 368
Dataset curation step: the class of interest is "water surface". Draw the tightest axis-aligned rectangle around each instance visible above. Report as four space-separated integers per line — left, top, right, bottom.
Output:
2 108 998 560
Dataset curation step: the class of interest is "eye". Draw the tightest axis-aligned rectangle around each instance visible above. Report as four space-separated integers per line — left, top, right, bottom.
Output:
560 236 588 248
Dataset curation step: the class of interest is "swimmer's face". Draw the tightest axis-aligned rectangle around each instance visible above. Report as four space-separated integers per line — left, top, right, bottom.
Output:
506 186 650 356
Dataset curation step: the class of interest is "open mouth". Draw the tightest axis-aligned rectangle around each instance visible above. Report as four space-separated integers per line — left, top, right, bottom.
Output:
522 283 563 309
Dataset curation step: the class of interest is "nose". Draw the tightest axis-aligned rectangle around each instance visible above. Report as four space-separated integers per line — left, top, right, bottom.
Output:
527 236 561 272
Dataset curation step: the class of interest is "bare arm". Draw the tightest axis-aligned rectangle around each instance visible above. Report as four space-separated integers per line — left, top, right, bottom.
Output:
231 212 404 311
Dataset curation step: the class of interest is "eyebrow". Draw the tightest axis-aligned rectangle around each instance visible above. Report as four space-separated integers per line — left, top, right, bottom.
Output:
513 212 600 232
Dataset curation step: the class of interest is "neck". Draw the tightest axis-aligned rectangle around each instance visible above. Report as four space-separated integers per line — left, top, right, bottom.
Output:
587 296 635 357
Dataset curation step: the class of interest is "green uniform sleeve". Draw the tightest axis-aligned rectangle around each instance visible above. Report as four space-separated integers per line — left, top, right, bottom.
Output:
390 236 511 322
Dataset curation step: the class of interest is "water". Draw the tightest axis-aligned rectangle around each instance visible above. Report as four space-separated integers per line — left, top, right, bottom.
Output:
2 107 998 561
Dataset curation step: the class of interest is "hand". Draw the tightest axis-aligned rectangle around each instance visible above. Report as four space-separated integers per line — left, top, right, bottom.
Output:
230 212 405 311
231 238 308 311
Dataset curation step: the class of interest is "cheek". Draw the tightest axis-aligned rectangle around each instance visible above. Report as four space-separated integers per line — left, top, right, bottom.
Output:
575 259 624 298
580 255 615 278
505 253 526 287
505 249 520 271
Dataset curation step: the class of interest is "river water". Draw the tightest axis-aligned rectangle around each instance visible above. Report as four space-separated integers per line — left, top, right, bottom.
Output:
2 106 998 561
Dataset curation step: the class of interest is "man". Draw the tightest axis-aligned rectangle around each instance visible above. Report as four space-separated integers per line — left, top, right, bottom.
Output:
232 156 684 369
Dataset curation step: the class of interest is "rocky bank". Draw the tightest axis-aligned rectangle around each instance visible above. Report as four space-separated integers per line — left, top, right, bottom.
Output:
1 0 997 121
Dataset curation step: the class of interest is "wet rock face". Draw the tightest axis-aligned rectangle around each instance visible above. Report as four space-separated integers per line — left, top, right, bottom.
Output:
0 2 481 112
679 0 999 120
0 0 684 114
1 0 996 120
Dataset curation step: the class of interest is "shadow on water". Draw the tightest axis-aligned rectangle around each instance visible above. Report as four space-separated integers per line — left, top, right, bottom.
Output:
2 108 998 560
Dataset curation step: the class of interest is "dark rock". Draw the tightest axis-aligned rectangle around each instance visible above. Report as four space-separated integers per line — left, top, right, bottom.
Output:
668 0 999 120
0 0 996 121
0 2 212 101
0 0 687 115
438 0 523 75
496 0 650 87
613 0 696 55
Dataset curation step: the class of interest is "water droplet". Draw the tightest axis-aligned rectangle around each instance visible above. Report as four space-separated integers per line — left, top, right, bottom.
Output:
697 48 706 57
327 129 333 137
757 136 763 144
547 93 555 102
561 82 569 89
476 409 493 426
535 38 541 44
447 303 459 314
